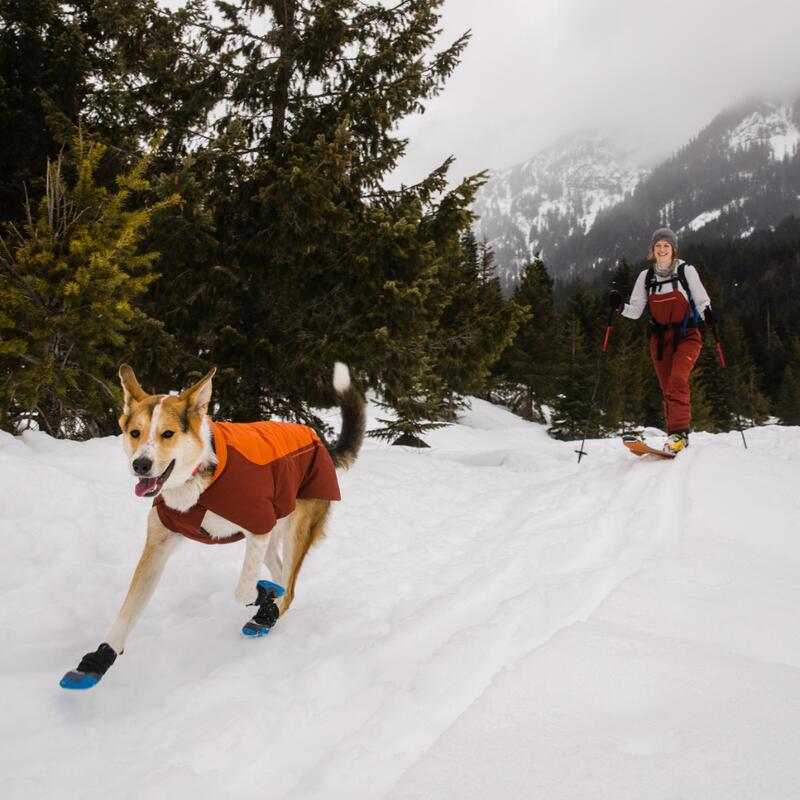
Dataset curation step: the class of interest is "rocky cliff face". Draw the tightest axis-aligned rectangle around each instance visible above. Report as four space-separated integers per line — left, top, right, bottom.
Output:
473 133 644 290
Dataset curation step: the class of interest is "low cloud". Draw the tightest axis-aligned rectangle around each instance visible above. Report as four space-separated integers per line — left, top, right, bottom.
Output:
392 0 800 186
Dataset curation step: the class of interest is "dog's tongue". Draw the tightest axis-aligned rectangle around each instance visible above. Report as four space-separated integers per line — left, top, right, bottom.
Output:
135 477 159 497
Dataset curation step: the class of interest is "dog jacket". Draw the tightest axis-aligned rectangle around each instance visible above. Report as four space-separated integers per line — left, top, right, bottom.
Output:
154 420 340 544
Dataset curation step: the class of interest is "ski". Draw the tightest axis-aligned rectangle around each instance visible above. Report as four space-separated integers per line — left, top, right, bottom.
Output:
242 580 285 637
622 434 676 459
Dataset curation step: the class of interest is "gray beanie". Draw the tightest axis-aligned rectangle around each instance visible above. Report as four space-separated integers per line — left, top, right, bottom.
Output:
651 227 678 254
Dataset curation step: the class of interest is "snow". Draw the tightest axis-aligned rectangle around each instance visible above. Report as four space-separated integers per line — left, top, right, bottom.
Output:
684 207 723 231
682 198 747 233
727 104 800 161
2 401 800 800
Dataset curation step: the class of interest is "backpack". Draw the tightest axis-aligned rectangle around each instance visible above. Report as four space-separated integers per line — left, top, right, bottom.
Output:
644 262 702 359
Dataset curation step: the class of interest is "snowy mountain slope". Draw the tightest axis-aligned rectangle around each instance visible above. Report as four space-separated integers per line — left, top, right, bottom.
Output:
475 96 800 286
472 134 644 290
727 102 800 160
1 403 799 800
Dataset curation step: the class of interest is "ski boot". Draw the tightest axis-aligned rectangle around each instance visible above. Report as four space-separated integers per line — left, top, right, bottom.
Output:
663 432 689 454
242 580 285 637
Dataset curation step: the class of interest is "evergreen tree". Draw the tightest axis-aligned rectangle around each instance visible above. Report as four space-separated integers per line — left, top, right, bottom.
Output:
432 232 523 420
0 0 219 222
0 0 90 221
687 344 725 433
495 256 557 422
776 337 800 425
2 0 510 444
719 318 769 426
549 282 601 440
0 137 177 436
147 1 483 442
601 259 650 432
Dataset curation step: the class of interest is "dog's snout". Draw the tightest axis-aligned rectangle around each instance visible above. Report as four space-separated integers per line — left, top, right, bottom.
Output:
132 457 153 476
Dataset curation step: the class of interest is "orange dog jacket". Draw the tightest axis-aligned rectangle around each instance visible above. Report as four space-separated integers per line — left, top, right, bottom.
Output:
154 420 340 544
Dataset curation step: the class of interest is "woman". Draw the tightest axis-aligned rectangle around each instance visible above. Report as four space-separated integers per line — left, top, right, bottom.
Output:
609 228 714 453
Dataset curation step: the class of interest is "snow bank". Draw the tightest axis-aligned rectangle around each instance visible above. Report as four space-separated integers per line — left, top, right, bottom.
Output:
1 403 799 800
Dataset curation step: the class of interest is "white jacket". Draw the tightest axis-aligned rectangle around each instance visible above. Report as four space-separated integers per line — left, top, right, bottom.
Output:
622 261 711 321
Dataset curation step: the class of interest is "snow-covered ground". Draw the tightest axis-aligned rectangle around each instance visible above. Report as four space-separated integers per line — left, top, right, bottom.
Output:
1 400 799 800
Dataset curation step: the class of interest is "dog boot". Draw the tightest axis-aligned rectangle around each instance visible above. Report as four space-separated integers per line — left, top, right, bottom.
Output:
60 642 118 689
242 580 285 637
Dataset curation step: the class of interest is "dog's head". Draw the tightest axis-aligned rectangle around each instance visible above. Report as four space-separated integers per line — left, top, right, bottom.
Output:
118 365 216 498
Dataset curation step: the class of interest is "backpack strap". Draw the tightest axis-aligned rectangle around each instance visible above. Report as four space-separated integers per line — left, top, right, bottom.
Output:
645 266 656 293
645 262 701 360
676 262 701 335
645 265 681 295
644 266 655 321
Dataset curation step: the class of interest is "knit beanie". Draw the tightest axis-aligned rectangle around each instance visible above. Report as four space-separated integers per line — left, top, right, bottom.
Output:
651 227 678 255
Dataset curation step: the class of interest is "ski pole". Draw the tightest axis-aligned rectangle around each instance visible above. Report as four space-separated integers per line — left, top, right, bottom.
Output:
709 324 748 449
576 309 614 463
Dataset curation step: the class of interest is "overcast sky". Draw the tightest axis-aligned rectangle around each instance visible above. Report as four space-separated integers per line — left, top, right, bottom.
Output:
391 0 800 186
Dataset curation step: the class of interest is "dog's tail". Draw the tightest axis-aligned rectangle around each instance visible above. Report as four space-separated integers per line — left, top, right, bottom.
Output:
328 362 366 470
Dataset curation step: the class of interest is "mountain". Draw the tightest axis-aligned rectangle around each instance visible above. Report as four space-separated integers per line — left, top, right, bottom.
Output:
472 133 645 290
476 97 800 288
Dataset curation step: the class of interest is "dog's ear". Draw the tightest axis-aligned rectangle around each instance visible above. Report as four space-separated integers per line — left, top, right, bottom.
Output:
119 364 147 413
180 368 216 417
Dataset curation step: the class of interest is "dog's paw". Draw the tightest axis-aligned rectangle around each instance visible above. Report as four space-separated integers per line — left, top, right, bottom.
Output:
234 582 258 605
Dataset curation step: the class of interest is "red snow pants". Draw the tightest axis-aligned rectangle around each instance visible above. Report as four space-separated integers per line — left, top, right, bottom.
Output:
650 328 702 433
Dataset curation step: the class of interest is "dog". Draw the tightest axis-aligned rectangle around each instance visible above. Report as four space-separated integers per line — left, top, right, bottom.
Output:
60 362 365 689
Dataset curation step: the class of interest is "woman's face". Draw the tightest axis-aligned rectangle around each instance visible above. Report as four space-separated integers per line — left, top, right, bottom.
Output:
653 240 674 264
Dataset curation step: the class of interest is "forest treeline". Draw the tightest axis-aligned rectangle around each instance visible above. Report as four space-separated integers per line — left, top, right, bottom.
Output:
1 1 798 443
0 0 526 443
520 215 800 437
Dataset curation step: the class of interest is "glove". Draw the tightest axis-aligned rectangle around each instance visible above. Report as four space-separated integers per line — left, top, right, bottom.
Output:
608 289 623 312
704 307 715 327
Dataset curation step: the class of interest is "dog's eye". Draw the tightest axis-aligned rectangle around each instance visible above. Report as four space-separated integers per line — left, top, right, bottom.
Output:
130 430 141 438
161 430 174 439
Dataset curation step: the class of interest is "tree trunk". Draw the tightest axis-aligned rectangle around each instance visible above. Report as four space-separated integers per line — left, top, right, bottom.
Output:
267 0 297 156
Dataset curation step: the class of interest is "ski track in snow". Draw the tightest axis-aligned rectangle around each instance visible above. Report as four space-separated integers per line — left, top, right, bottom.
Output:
0 402 797 800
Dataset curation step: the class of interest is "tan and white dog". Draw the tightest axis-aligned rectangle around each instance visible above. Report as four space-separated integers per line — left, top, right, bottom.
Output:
60 363 365 689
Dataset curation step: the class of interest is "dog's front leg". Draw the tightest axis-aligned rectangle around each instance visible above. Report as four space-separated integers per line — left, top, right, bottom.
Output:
61 509 179 689
105 509 179 652
234 531 271 605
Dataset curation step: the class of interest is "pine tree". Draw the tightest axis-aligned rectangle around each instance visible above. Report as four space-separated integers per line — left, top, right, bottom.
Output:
0 136 177 436
0 1 530 442
0 0 90 221
776 337 800 425
720 318 769 426
549 282 601 440
0 1 218 222
601 259 649 432
495 256 558 422
149 1 484 442
432 233 523 420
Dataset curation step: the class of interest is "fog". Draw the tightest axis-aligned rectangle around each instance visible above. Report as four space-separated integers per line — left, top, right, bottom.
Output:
392 0 800 185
